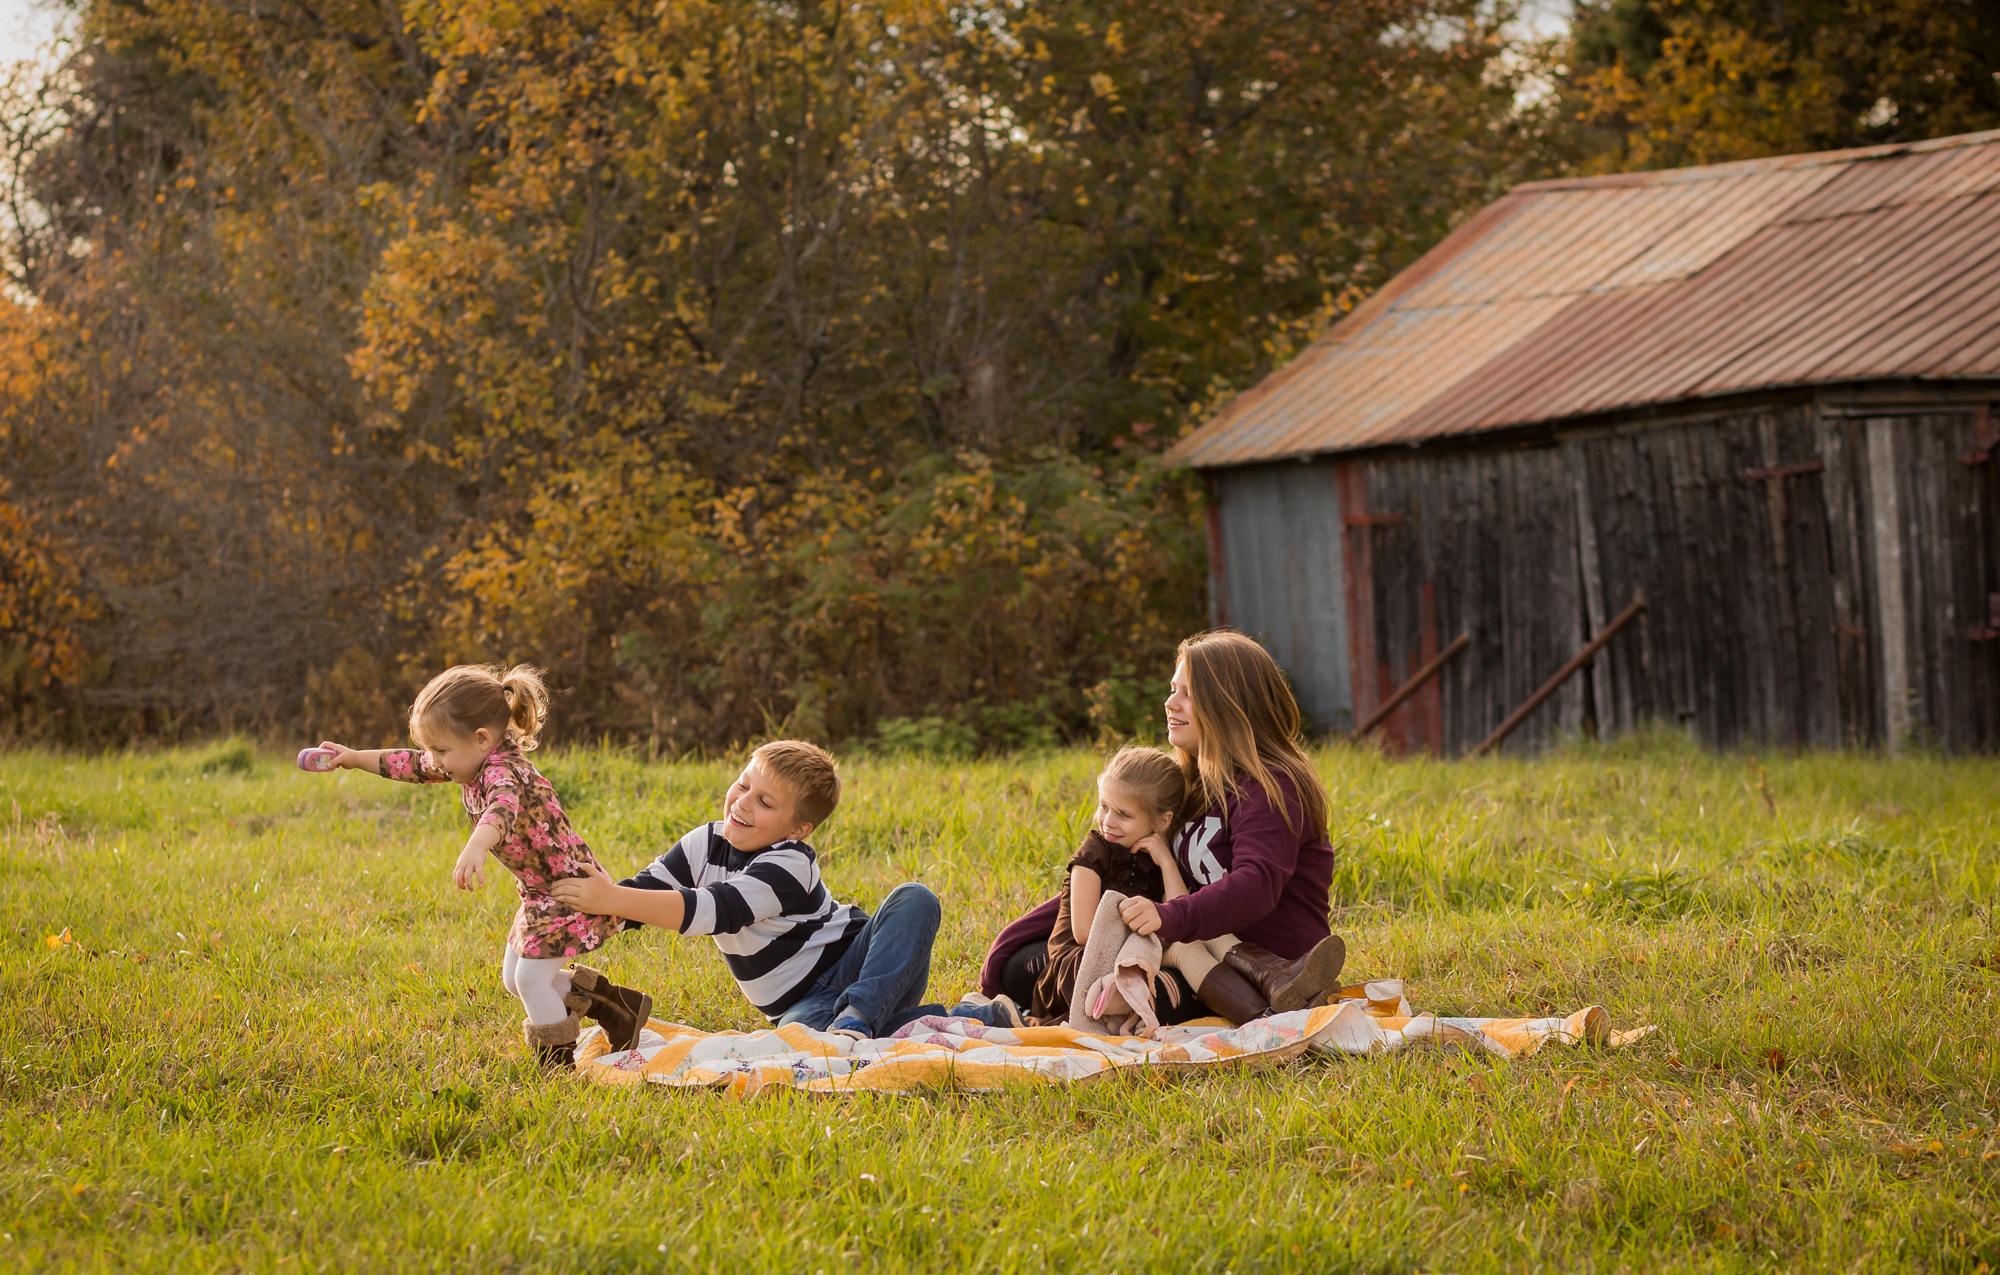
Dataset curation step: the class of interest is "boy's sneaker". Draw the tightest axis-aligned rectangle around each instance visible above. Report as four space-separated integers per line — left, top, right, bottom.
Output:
948 993 1025 1029
826 1011 872 1041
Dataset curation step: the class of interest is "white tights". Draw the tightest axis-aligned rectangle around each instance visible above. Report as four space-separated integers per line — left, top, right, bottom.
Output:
501 947 576 1026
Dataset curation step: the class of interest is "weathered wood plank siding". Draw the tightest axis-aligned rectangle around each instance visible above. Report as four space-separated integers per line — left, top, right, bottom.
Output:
1813 413 1882 747
1358 446 1584 755
1856 411 2000 751
1209 462 1353 733
1335 401 1997 754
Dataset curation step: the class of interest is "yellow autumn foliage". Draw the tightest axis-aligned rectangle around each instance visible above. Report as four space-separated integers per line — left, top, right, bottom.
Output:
0 0 1549 746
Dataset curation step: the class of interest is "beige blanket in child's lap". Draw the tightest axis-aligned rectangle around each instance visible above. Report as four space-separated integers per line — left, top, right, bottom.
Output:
574 980 1658 1099
1066 890 1179 1037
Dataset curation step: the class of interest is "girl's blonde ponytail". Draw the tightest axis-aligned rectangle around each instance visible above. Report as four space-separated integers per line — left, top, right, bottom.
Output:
409 663 552 753
499 665 549 752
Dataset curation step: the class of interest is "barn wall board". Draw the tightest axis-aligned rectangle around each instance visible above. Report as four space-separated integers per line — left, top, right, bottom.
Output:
1211 462 1353 732
1332 402 1995 755
1203 398 1997 754
1854 410 2000 752
1357 442 1586 755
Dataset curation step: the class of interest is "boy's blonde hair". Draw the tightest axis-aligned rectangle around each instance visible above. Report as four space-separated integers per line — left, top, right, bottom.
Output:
410 664 550 752
752 739 842 828
1100 745 1186 832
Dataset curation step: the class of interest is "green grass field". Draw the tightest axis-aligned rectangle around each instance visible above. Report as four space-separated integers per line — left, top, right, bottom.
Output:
5 735 1998 1272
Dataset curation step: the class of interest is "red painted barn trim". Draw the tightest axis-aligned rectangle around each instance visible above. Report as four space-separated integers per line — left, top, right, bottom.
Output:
1335 462 1377 730
1203 473 1229 628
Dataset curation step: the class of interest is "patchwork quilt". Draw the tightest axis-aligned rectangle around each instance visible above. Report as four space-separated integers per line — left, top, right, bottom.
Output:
575 980 1657 1098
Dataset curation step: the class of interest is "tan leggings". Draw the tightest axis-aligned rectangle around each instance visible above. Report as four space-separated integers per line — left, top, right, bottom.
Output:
1162 934 1241 987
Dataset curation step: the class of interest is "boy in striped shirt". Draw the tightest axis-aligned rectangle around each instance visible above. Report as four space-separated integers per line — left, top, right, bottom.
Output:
550 740 1022 1038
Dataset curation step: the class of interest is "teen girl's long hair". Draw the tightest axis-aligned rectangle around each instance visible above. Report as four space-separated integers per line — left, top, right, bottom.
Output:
1172 631 1328 836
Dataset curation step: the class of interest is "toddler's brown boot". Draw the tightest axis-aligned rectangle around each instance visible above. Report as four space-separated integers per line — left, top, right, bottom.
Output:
524 1012 581 1070
564 964 654 1052
1222 935 1346 1012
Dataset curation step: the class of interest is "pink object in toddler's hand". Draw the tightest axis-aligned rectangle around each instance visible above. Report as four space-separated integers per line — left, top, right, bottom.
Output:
297 747 340 773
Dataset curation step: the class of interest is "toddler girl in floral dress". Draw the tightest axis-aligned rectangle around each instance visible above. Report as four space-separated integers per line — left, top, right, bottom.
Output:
308 664 652 1068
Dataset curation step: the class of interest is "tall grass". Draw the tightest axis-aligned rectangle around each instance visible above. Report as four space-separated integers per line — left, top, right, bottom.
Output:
3 738 1997 1271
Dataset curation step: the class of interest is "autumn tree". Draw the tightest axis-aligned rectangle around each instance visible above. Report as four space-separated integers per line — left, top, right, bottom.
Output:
0 1 440 737
1 0 1552 748
1563 0 2000 170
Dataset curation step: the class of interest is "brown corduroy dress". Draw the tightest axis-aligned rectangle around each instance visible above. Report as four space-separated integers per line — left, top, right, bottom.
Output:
1029 831 1166 1023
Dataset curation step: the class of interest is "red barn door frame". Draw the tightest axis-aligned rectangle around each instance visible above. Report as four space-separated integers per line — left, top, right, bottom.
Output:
1336 460 1441 755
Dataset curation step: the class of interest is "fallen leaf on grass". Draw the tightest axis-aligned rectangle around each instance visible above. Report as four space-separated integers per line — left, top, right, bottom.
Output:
1762 1048 1787 1071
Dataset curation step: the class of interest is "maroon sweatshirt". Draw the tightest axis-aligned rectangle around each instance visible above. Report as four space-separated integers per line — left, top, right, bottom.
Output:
1152 772 1334 960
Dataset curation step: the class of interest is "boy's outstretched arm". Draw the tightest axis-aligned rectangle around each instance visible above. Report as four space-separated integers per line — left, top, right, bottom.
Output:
551 863 686 930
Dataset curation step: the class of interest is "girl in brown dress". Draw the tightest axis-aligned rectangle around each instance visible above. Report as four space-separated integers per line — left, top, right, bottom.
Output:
1029 747 1190 1024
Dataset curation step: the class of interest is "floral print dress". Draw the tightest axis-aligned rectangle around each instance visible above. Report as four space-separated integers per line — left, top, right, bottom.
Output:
379 742 620 959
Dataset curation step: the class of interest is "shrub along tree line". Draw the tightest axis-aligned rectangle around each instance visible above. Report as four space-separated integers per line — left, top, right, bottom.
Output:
0 0 1993 752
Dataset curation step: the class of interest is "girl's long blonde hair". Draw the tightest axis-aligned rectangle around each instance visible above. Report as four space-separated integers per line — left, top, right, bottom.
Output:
1172 631 1327 836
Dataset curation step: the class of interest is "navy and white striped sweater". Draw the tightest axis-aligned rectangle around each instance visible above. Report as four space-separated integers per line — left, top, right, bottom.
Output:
618 822 867 1018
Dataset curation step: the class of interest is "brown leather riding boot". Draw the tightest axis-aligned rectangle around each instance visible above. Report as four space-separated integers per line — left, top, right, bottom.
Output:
564 964 654 1052
1193 962 1271 1024
1222 935 1346 1013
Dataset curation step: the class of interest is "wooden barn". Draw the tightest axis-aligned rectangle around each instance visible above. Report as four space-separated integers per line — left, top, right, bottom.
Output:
1175 129 2000 755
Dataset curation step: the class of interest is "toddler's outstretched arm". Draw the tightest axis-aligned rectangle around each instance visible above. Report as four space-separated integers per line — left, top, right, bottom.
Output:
305 741 451 783
305 741 381 772
306 742 494 888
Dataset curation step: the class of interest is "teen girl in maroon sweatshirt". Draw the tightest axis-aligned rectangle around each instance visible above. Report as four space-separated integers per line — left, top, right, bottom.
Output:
981 631 1346 1020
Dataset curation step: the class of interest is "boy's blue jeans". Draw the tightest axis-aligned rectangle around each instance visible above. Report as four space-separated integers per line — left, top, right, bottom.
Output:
776 882 949 1036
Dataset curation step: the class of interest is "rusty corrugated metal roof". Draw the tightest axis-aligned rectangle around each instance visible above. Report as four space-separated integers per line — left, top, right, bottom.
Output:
1174 129 2000 468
